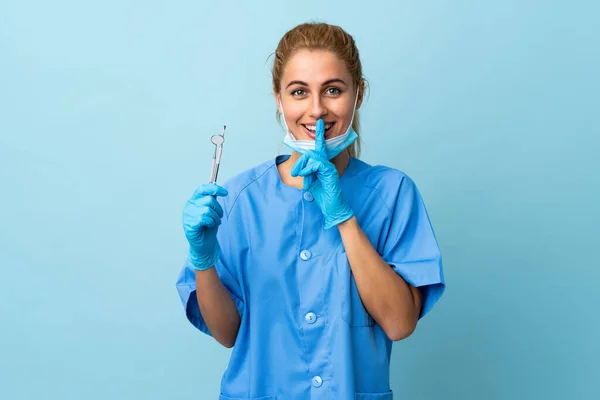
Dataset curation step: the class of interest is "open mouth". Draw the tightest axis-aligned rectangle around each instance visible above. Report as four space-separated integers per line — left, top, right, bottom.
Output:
301 122 335 138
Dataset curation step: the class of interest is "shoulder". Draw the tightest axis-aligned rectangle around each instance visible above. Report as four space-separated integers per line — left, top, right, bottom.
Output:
219 157 278 214
348 157 418 193
347 158 429 223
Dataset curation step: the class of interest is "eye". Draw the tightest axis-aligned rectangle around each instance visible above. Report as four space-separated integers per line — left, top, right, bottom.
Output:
325 87 342 96
291 89 306 97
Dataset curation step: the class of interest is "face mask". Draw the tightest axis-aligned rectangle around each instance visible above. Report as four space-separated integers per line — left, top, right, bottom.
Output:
279 90 360 159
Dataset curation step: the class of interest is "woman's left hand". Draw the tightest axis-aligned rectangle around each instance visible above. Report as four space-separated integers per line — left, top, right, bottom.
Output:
291 119 354 229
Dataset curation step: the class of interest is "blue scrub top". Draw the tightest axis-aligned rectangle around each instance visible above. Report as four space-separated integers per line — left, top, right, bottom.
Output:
176 155 445 400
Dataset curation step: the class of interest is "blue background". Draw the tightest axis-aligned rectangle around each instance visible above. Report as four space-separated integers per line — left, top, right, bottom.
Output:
1 1 598 399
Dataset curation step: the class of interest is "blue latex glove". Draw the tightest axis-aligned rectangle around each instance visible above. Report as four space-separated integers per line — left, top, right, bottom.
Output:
182 183 228 270
291 119 354 229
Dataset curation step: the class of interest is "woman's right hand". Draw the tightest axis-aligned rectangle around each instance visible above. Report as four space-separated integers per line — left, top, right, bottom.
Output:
183 183 228 270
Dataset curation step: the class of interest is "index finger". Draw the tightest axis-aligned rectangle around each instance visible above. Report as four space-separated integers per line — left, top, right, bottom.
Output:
315 118 326 154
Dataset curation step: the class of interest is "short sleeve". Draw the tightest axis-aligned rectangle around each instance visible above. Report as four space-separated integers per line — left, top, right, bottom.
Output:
380 175 445 319
175 198 245 337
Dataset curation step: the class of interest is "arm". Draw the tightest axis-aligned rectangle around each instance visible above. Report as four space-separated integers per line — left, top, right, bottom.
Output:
182 183 242 348
289 120 429 340
195 267 241 348
338 216 422 341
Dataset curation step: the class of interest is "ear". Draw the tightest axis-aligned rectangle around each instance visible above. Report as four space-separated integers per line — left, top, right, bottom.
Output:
356 80 365 110
274 91 283 114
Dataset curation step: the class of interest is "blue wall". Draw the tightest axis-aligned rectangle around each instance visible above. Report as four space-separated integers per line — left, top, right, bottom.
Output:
1 1 598 399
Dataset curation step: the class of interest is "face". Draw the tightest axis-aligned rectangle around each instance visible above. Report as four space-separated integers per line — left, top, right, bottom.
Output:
276 49 362 141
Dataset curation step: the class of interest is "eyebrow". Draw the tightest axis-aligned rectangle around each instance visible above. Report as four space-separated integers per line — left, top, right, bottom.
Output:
285 78 347 89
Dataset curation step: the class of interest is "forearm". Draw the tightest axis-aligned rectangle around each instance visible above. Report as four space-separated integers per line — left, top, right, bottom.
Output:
338 216 421 340
195 268 241 348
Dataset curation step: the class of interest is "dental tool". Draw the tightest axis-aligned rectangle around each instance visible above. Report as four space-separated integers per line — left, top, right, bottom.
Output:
209 125 226 184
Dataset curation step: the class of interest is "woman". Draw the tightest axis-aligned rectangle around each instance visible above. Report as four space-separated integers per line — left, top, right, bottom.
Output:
176 22 445 400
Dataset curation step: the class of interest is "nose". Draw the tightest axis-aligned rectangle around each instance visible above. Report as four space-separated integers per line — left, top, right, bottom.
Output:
309 95 327 119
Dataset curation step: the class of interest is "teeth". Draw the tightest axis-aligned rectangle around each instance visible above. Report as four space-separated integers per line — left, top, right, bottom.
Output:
305 123 332 131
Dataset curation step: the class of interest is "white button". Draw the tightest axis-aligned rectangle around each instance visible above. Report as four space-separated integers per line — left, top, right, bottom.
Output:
312 376 323 388
305 312 317 324
303 192 314 202
300 250 312 260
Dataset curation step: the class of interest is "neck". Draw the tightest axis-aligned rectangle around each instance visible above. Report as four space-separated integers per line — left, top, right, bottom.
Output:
279 150 350 189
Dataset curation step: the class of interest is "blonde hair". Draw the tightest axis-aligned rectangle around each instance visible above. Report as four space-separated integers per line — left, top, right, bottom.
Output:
272 22 366 158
